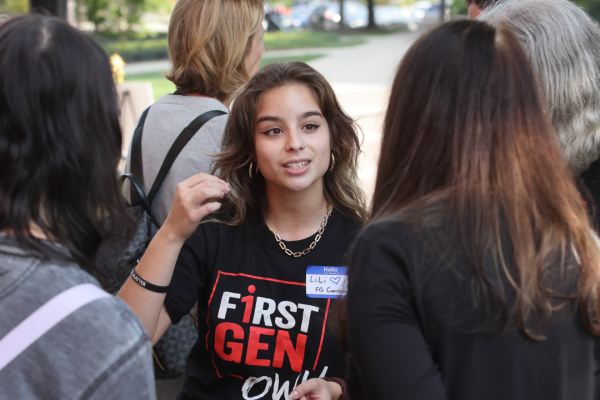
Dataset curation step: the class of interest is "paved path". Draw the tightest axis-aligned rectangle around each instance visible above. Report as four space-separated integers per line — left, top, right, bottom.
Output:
306 31 417 198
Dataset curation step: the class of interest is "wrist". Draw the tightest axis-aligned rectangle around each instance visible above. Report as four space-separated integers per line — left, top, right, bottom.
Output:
159 222 187 246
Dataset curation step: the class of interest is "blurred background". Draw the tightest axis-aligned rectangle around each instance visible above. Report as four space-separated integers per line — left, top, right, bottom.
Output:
1 0 598 197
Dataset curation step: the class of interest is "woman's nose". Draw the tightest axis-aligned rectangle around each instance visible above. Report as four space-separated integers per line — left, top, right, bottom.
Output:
286 129 306 151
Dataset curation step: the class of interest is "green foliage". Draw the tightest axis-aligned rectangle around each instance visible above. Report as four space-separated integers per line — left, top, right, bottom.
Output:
100 36 168 62
451 0 468 15
75 0 146 35
0 0 28 13
143 0 174 14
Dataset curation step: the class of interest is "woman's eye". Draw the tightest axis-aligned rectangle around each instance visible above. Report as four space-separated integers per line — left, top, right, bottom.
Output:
303 123 320 131
262 127 283 135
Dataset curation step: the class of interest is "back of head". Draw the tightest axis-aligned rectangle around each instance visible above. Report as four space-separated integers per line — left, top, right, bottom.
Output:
0 14 127 278
166 0 264 101
376 19 600 339
480 0 600 173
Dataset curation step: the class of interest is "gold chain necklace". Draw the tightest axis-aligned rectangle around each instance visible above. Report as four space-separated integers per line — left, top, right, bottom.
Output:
268 208 332 258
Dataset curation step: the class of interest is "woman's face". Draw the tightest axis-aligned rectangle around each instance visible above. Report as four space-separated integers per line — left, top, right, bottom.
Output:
244 24 265 78
254 83 331 195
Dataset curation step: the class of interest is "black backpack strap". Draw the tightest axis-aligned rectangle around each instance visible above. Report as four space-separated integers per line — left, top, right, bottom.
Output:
129 106 151 206
146 110 228 220
119 173 151 215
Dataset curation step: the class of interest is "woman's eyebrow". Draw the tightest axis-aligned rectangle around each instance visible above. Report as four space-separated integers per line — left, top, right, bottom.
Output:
299 110 323 120
256 115 282 124
256 111 322 125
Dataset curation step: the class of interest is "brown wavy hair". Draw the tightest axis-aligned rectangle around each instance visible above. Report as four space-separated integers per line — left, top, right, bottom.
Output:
336 20 600 345
211 61 367 225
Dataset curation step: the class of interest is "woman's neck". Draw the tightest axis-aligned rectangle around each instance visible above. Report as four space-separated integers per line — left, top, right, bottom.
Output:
181 91 231 108
263 183 329 241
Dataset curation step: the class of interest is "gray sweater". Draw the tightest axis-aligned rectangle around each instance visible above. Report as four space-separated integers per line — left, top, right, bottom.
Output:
125 93 229 226
0 234 155 400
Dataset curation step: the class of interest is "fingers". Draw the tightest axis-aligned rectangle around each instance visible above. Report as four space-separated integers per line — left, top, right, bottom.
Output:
290 378 326 400
177 179 229 209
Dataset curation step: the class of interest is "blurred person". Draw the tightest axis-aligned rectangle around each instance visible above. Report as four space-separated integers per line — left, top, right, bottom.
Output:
464 0 500 18
118 62 367 400
343 20 600 400
125 0 265 226
0 14 155 399
480 0 600 229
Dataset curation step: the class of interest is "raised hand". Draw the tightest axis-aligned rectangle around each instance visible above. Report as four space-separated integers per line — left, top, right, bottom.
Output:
162 173 230 244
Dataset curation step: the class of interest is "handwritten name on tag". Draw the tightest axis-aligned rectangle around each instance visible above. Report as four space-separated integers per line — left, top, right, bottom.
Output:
306 266 348 298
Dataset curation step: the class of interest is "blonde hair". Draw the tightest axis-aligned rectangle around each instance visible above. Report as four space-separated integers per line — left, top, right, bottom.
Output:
165 0 264 101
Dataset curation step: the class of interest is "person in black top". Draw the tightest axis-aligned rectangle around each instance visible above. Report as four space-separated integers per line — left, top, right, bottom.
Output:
119 62 366 400
342 21 600 400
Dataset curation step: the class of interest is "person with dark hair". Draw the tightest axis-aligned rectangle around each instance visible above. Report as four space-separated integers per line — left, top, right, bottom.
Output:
343 20 600 400
464 0 500 18
118 61 367 400
0 14 155 399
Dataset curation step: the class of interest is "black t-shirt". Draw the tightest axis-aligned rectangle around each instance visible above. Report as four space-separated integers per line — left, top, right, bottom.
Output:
346 219 600 400
164 209 361 400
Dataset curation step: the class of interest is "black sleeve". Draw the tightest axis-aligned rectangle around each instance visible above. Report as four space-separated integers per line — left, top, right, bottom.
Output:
346 224 448 400
164 226 207 325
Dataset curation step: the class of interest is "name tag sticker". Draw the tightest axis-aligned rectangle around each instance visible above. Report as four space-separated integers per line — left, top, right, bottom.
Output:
306 266 348 298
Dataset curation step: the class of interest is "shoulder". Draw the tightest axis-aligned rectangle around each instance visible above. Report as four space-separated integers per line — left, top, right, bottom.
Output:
331 209 363 240
0 257 153 398
349 218 419 270
152 94 228 122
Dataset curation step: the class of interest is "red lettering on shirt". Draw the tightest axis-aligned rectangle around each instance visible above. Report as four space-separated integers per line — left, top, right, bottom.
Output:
214 322 245 363
272 330 307 373
245 327 275 367
241 295 254 324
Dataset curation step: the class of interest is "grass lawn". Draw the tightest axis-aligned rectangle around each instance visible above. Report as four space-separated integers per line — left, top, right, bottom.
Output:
262 31 364 50
124 54 324 100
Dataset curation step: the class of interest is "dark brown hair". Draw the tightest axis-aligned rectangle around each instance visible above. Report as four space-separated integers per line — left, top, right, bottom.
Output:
0 14 130 284
211 61 368 225
336 20 600 344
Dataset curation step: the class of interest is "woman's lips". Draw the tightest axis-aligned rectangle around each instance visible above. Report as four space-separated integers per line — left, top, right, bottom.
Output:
283 160 311 175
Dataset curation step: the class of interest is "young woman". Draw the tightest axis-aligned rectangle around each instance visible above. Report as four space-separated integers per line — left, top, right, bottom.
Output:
119 62 367 400
124 0 265 226
0 14 154 399
343 20 600 400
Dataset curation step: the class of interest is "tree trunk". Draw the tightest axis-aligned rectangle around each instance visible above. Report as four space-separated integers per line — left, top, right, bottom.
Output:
339 0 345 31
440 0 446 23
29 0 67 18
367 0 376 29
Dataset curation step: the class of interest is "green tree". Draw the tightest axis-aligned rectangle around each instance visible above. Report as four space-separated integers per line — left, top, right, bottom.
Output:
75 0 147 36
0 0 28 13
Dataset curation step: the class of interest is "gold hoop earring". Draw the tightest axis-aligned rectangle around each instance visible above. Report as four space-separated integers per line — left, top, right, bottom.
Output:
249 162 259 179
329 152 336 172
